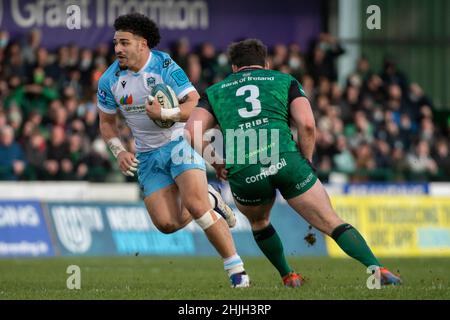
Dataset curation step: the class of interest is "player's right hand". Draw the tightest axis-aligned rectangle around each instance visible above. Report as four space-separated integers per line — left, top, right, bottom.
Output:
212 163 228 181
145 95 162 120
117 151 139 177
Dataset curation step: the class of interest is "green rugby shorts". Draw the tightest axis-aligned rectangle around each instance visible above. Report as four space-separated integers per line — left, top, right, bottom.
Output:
228 152 318 206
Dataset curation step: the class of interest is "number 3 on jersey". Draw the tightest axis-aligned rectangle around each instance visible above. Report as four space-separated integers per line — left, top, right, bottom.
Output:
237 85 261 118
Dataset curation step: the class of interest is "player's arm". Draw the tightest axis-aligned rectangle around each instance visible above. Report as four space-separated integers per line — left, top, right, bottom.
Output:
147 56 200 122
146 90 200 123
178 90 201 121
290 97 316 161
185 95 227 180
98 110 139 177
185 96 218 160
97 80 138 177
288 79 316 162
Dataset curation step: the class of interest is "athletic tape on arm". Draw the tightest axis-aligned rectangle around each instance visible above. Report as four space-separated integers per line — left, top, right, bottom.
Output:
161 107 181 121
107 137 126 158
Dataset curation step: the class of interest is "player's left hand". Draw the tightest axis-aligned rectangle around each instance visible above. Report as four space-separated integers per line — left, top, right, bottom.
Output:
145 96 162 120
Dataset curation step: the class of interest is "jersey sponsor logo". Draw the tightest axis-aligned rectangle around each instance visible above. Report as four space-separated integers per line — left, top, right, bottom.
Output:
238 118 269 130
232 193 261 204
119 94 133 105
221 80 239 89
220 76 275 89
245 158 287 184
163 58 172 68
123 104 146 113
146 77 155 87
171 69 189 86
246 76 274 81
296 173 314 190
98 89 106 103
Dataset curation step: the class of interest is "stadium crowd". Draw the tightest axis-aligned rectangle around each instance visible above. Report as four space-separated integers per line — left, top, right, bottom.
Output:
0 29 449 183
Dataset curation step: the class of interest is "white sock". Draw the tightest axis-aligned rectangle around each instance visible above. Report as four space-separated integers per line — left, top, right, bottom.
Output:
223 254 245 276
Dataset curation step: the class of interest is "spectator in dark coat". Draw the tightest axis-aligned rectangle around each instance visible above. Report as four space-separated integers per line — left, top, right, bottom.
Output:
0 125 26 180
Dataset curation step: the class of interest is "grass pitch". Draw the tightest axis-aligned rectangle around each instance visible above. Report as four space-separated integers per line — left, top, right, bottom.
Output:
0 257 449 300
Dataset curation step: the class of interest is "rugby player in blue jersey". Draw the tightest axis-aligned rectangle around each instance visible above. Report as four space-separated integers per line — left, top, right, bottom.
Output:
97 13 249 287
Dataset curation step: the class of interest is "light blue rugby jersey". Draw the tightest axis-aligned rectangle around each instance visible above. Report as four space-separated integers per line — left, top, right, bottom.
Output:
97 50 196 152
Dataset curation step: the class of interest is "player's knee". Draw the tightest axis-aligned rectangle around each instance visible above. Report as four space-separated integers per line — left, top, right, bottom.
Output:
154 221 179 234
249 218 270 230
183 197 210 219
244 213 270 229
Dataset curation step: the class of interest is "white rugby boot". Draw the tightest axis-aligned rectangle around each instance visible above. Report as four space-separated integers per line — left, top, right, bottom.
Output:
208 184 236 228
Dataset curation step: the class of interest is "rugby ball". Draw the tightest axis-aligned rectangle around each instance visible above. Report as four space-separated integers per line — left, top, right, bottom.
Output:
149 84 179 128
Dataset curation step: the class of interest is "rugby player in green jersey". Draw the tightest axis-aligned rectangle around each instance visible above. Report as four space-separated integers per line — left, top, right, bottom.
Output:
185 39 402 287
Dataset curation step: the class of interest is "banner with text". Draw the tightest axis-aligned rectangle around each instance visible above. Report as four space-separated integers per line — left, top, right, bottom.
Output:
325 196 450 257
0 200 54 257
3 196 450 258
0 0 322 50
343 183 429 195
45 201 327 257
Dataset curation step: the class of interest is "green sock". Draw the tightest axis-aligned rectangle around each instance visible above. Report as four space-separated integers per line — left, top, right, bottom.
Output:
253 224 292 277
332 224 382 267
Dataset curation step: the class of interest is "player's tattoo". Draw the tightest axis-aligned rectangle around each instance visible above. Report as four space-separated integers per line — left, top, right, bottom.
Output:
179 95 189 104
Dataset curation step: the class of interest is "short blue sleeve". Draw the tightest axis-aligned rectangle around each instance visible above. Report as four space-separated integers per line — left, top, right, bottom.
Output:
97 75 118 114
161 56 196 99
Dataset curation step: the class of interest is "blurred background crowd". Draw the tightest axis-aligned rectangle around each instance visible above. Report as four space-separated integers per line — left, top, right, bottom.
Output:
0 29 449 183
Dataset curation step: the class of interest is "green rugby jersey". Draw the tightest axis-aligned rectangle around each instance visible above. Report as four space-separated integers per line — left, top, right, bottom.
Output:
198 68 307 175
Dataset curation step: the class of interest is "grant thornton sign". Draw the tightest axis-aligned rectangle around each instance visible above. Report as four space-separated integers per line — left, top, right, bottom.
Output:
0 0 322 50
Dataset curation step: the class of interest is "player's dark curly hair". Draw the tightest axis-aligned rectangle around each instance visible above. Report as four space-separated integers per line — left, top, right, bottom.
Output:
114 13 160 49
228 39 267 68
